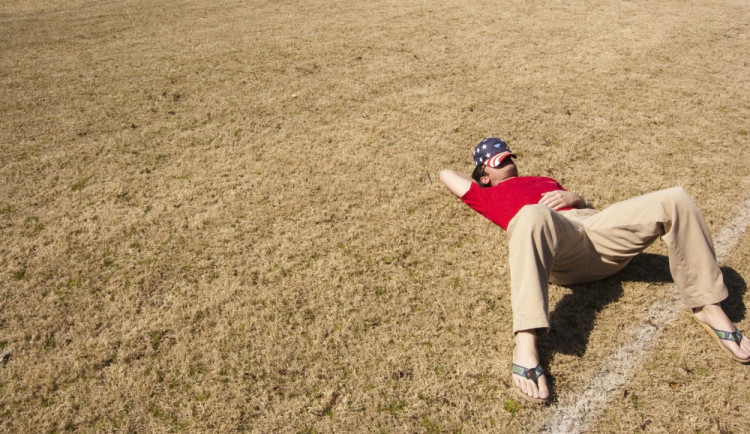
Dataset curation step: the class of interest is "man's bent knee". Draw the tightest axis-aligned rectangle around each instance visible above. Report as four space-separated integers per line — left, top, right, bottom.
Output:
512 204 555 226
508 205 565 241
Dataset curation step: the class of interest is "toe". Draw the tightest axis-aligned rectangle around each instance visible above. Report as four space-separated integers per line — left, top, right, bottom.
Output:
528 380 540 399
523 379 536 398
727 329 750 360
514 376 537 399
537 376 550 399
724 336 749 361
738 335 750 360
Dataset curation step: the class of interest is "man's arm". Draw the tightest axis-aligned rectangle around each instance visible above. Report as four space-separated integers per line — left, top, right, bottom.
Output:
439 169 474 197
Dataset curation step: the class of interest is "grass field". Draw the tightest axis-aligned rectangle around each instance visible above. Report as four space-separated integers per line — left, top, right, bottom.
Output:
2 0 750 431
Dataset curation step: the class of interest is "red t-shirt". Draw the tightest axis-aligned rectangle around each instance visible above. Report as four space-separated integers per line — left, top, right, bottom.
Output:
460 176 573 230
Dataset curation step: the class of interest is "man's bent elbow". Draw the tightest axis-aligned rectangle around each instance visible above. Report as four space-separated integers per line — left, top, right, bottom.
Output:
439 170 472 197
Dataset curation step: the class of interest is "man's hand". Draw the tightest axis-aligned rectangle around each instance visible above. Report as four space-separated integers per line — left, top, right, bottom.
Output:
539 190 585 210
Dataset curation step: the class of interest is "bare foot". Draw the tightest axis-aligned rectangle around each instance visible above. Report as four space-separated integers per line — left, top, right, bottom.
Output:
693 304 750 362
513 330 550 402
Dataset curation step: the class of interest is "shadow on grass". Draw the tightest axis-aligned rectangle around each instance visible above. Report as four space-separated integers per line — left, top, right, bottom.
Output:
534 253 746 403
538 253 747 360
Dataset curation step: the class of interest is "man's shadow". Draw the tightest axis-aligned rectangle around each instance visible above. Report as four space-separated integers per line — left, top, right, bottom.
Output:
538 253 747 360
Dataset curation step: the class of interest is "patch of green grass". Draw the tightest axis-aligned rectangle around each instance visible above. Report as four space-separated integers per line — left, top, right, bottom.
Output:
71 175 93 192
149 330 166 350
630 393 642 410
384 400 407 416
0 204 14 215
10 267 26 280
433 364 448 377
149 402 162 418
193 391 210 402
504 399 520 415
54 287 69 303
189 363 207 377
481 295 498 311
421 417 441 433
25 216 44 235
693 366 711 377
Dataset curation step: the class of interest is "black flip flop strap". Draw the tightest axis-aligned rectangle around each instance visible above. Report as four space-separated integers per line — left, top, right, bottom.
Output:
513 364 544 382
716 328 743 344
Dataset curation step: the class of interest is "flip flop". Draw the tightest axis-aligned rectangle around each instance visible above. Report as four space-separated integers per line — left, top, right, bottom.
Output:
512 363 549 404
696 321 750 364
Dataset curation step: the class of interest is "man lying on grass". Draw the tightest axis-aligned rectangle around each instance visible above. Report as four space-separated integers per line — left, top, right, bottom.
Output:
439 137 750 404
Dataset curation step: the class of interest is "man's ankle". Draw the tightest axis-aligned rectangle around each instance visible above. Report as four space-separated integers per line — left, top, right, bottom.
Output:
514 329 539 345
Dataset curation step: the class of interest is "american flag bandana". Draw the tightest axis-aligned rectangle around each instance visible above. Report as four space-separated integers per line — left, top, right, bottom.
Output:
473 137 516 167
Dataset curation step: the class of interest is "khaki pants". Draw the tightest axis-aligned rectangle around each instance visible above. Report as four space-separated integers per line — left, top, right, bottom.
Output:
506 187 728 333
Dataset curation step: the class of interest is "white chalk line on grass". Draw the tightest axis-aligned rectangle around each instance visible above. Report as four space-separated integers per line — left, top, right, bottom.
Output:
538 197 750 434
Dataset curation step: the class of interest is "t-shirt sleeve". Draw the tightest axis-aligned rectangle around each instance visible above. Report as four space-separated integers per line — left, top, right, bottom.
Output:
460 182 488 214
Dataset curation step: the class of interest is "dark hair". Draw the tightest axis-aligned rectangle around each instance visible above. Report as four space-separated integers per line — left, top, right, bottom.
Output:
471 165 491 187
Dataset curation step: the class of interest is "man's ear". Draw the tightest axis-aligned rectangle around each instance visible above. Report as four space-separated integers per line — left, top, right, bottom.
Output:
479 175 491 187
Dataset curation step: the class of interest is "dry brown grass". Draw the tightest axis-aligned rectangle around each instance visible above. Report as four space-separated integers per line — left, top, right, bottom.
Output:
1 0 749 432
